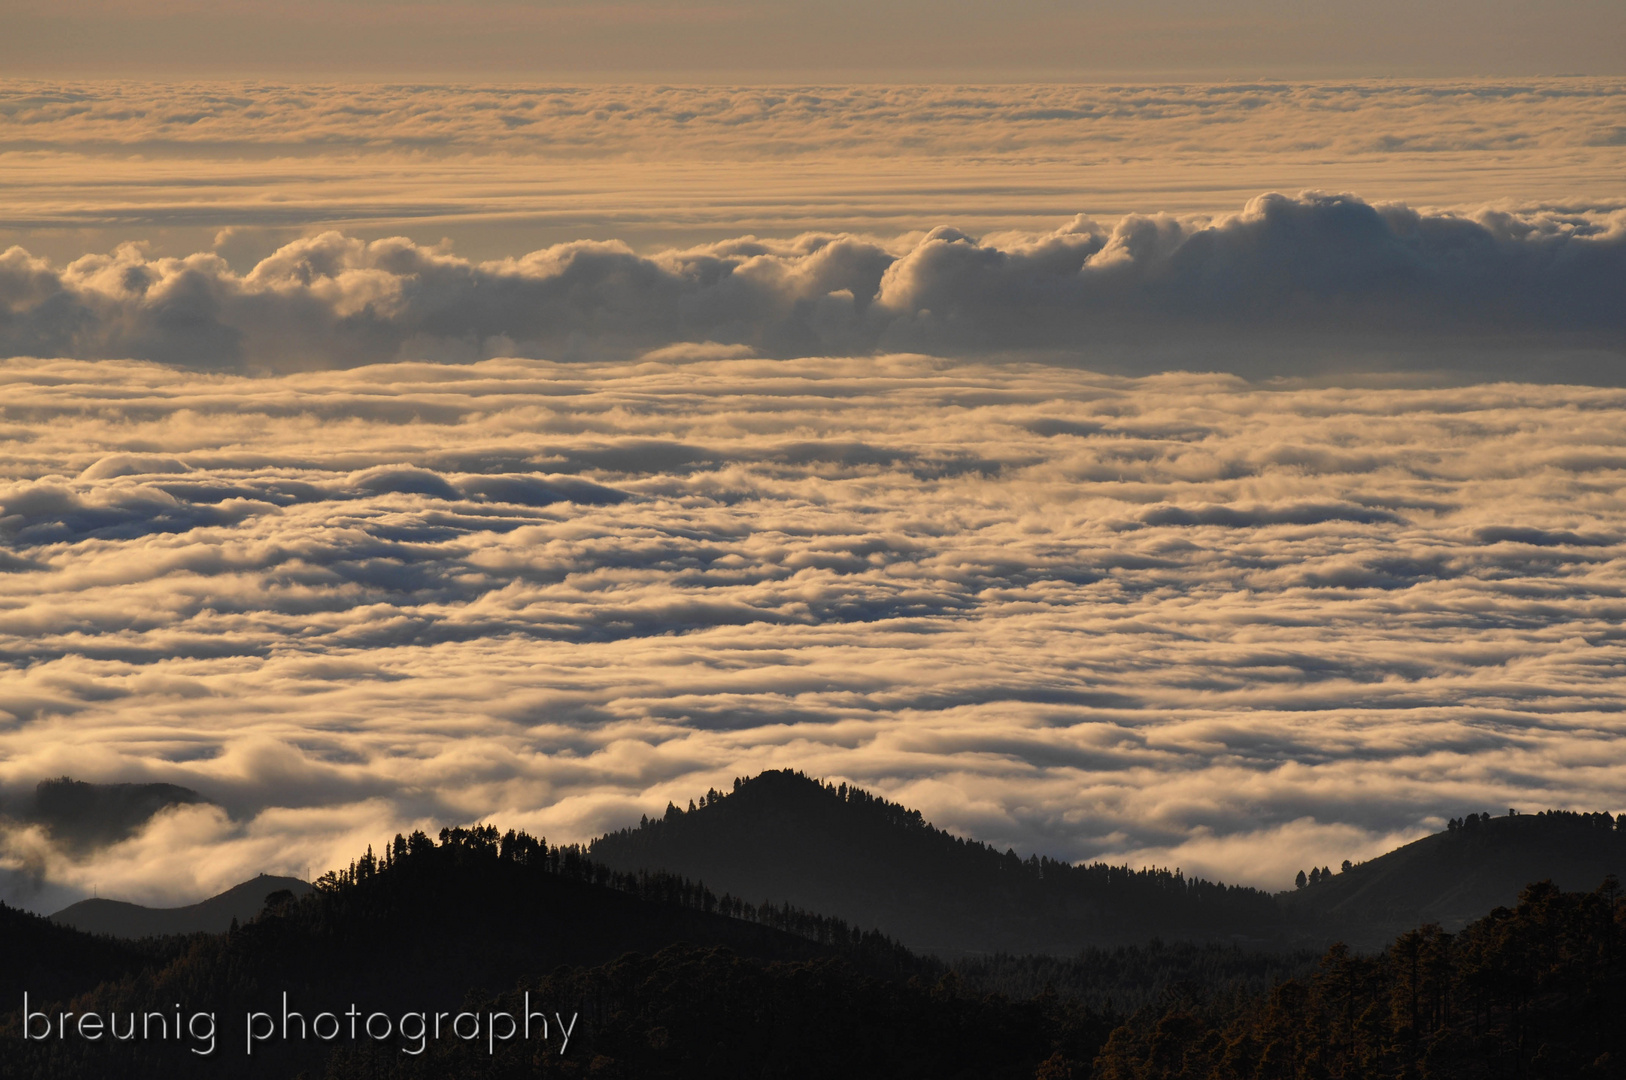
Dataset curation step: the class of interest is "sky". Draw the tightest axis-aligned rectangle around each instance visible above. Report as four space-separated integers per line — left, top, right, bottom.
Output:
0 18 1624 913
2 0 1623 80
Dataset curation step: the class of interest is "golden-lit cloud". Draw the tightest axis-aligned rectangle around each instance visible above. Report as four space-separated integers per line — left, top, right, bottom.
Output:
2 80 1623 262
2 77 1623 914
1 193 1622 378
3 355 1626 907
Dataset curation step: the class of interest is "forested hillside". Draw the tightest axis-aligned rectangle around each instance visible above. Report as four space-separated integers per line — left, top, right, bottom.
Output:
593 771 1626 953
1095 877 1626 1079
0 824 923 1080
5 820 1624 1078
590 770 1284 953
336 878 1626 1079
0 901 165 1006
1281 808 1626 946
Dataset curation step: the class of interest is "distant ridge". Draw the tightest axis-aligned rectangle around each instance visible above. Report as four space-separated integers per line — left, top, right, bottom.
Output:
1280 808 1626 945
11 822 1623 1079
589 769 1283 954
50 874 313 938
6 777 205 852
31 773 1626 955
589 771 1626 953
10 825 932 1079
0 900 153 1005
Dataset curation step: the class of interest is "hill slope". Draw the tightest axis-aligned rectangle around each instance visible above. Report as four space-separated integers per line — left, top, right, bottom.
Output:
0 901 162 1007
1281 808 1626 946
1096 878 1626 1080
590 772 1626 954
589 770 1284 954
2 825 936 1079
9 816 1626 1079
51 874 313 937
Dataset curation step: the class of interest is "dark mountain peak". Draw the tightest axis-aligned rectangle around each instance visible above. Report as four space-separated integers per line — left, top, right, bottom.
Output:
595 777 1626 954
634 769 931 843
592 770 1278 954
7 776 207 852
9 824 926 1079
13 824 1625 1080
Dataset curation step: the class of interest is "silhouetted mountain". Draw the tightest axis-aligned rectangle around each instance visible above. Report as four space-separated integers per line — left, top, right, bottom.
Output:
317 946 1114 1080
0 901 166 1007
1093 877 1626 1080
310 878 1626 1079
1280 808 1626 947
7 820 1625 1079
50 874 313 938
590 772 1626 955
1 825 925 1079
2 777 205 852
589 770 1284 954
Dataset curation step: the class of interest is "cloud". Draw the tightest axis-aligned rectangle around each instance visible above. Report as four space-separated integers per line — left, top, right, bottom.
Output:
4 81 1626 161
2 354 1626 907
0 481 263 545
2 79 1623 913
5 80 1623 285
1 193 1622 378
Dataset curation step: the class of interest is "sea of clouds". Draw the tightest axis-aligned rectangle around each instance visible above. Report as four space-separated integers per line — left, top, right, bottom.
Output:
3 350 1626 908
1 80 1624 912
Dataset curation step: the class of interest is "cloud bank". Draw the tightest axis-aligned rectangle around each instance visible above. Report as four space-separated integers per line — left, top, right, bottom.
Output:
2 192 1622 379
5 80 1623 262
3 354 1626 908
9 81 1624 159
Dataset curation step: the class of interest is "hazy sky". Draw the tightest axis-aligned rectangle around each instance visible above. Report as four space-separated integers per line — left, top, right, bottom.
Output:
3 0 1623 79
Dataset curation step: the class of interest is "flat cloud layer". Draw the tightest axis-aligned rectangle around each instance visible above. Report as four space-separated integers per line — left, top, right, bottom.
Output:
4 80 1624 261
3 192 1623 379
3 354 1626 907
8 81 1624 158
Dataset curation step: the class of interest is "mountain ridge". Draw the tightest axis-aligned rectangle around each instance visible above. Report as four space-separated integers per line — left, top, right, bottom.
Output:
590 769 1286 954
591 770 1626 951
6 818 1622 1079
1280 807 1626 943
50 874 314 938
24 771 1626 952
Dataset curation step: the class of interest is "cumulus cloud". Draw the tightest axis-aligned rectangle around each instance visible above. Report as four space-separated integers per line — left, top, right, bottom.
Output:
3 354 1626 907
2 193 1622 378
